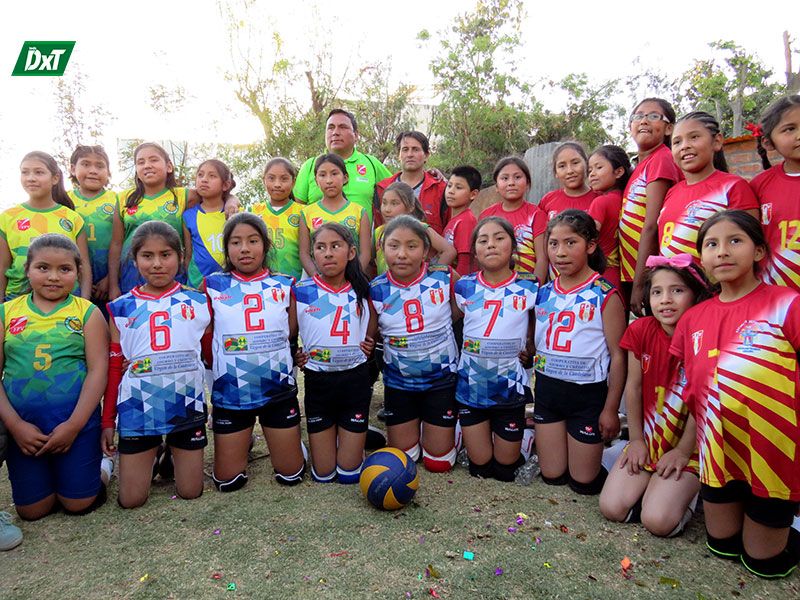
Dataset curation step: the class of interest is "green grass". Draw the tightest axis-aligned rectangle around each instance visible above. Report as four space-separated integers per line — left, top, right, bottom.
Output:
2 385 800 599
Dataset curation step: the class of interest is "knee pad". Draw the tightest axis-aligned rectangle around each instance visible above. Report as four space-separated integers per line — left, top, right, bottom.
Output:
336 462 363 484
568 467 608 496
520 429 535 461
64 484 107 516
212 471 249 492
275 462 306 486
706 531 743 560
468 458 493 479
403 443 421 463
624 497 643 524
311 464 336 483
365 426 387 451
492 455 525 482
741 546 799 579
541 472 568 486
422 446 456 473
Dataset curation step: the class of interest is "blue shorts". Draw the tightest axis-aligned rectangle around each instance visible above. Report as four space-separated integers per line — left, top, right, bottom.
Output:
5 425 102 506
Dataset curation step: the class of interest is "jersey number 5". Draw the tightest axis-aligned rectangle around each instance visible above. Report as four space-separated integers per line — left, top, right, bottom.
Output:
150 311 171 351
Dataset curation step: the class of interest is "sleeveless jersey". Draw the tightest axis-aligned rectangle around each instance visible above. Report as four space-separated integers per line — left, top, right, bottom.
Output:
69 189 116 285
108 283 210 436
117 187 187 293
294 276 370 372
301 200 365 247
183 204 225 288
1 294 97 433
370 264 458 390
0 203 85 298
205 269 296 410
454 271 538 408
252 201 304 281
534 272 617 384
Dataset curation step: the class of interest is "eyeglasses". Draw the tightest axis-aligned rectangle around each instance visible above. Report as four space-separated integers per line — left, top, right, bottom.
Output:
630 112 670 124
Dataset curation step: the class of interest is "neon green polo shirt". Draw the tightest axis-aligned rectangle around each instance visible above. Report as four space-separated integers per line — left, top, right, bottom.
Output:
294 149 391 221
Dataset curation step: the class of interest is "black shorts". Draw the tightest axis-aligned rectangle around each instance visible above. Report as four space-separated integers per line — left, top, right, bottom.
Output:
383 382 458 428
118 425 208 455
700 481 800 529
458 402 525 442
304 363 371 434
532 373 607 444
212 395 302 434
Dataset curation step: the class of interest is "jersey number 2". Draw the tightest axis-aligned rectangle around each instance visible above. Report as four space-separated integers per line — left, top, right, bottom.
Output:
244 294 265 331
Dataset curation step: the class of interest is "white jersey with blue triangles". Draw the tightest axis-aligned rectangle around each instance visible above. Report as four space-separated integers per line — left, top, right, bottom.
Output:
370 264 458 391
294 276 369 372
108 283 211 436
205 269 296 410
534 272 617 384
454 271 538 408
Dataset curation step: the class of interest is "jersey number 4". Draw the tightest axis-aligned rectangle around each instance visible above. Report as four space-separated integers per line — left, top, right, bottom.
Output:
545 311 574 352
330 306 350 344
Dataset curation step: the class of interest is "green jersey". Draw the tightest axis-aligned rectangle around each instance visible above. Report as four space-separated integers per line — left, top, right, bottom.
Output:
69 189 116 284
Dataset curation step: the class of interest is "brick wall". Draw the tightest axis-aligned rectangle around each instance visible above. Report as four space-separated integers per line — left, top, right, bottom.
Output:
723 135 781 181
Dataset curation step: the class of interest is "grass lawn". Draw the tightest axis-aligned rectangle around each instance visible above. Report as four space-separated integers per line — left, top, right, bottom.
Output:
2 382 799 600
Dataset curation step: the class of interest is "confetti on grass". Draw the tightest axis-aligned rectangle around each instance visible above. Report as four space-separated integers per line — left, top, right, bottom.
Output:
139 574 148 582
227 583 236 590
427 565 441 579
494 567 503 575
463 551 474 560
659 577 679 588
620 556 632 570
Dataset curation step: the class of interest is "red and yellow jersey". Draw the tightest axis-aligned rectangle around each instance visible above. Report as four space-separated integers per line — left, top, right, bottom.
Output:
538 188 597 221
0 203 85 298
619 145 682 282
671 284 800 500
620 316 698 473
750 163 800 293
479 202 547 275
658 170 758 264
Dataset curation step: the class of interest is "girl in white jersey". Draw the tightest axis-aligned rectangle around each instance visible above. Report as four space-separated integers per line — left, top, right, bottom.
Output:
452 217 538 481
371 215 461 473
102 221 211 508
204 213 306 491
533 210 626 495
293 223 378 483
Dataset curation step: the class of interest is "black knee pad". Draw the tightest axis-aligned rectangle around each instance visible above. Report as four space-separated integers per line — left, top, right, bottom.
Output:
275 462 306 486
468 458 493 479
706 531 743 560
624 497 643 523
541 472 568 486
568 467 607 496
741 536 799 579
212 471 249 492
492 455 525 482
64 484 107 516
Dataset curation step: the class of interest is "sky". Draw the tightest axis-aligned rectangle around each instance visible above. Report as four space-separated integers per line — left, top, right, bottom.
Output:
1 0 798 207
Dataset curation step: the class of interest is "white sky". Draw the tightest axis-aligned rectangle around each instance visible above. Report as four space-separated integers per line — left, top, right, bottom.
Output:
1 0 798 208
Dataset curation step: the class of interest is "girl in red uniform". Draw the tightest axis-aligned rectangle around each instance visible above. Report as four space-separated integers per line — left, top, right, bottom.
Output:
539 142 597 220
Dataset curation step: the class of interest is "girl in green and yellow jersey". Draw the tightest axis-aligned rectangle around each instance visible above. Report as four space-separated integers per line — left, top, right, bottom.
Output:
251 158 303 281
0 152 91 301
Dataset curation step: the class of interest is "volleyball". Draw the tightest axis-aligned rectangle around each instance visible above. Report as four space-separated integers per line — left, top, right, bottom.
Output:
359 447 419 510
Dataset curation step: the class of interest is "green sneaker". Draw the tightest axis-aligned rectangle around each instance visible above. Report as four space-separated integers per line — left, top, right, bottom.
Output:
0 511 22 551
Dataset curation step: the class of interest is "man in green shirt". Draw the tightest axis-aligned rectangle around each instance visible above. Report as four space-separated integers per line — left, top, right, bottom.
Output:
294 109 391 221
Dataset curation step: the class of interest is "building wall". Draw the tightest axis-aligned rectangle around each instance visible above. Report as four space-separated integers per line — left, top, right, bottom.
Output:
723 135 781 181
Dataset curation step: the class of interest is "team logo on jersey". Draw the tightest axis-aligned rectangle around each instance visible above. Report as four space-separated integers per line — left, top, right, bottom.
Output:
353 413 364 422
356 164 367 176
692 330 703 355
64 316 83 334
288 214 301 227
59 218 73 232
126 205 138 216
641 353 651 373
312 217 323 229
736 320 759 349
224 336 249 352
577 302 595 322
271 288 285 302
686 200 704 222
304 306 321 314
513 224 531 244
677 364 687 386
8 316 27 335
548 210 557 220
445 231 454 244
102 203 115 215
16 218 31 231
125 317 137 328
463 339 480 353
164 200 179 214
310 348 331 363
213 294 232 301
178 303 195 321
387 336 409 349
131 358 153 374
536 308 548 318
344 216 357 230
512 295 526 311
761 204 772 225
429 288 445 305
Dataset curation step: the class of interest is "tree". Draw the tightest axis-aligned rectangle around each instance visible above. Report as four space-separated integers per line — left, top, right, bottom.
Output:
52 66 114 172
785 31 800 94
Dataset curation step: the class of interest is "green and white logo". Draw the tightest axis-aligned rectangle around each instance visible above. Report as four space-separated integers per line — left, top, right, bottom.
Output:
11 41 75 76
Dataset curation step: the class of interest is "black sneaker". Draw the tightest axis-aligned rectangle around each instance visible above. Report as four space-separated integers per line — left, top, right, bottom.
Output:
365 425 387 450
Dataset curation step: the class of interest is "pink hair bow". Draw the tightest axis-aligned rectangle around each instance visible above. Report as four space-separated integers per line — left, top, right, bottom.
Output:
745 121 763 137
646 253 706 285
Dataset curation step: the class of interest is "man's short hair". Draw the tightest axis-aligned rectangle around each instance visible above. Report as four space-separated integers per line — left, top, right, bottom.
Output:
327 109 358 133
395 131 430 154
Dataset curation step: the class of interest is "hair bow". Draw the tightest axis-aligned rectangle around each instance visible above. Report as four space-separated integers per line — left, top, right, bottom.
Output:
646 253 707 285
744 121 763 137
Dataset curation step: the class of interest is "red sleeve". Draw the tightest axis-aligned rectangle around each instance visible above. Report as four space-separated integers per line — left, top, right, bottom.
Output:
646 147 682 184
588 194 612 225
101 342 124 429
531 205 548 238
453 215 476 275
619 317 644 358
782 294 800 350
727 177 759 211
538 191 555 214
670 316 687 359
